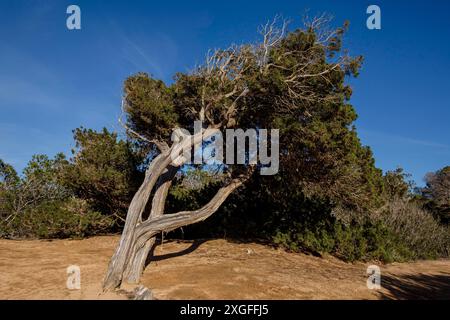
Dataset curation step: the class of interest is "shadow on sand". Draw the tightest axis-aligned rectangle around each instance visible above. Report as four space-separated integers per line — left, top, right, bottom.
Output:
145 239 209 266
381 273 450 300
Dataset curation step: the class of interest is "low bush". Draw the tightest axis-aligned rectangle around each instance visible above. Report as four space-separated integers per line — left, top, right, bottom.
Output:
376 199 449 259
0 198 115 239
271 213 409 263
272 200 449 262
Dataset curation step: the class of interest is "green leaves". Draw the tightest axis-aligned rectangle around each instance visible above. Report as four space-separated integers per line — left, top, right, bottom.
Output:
124 73 178 143
61 127 143 219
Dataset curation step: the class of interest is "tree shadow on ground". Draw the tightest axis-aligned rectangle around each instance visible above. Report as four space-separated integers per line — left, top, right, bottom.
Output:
144 236 321 267
145 239 209 266
381 273 450 300
143 237 275 268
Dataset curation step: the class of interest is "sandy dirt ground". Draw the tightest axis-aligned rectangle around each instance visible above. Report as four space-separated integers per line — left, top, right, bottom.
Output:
0 235 449 300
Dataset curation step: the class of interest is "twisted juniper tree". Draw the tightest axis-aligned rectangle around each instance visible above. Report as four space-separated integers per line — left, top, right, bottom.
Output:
103 16 364 290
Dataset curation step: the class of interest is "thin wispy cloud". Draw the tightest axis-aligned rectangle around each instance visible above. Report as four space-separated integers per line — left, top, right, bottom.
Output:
104 20 179 82
121 36 166 77
360 129 450 151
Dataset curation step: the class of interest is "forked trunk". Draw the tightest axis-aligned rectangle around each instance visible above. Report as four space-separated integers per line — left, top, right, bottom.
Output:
124 166 176 283
102 130 241 291
102 152 172 290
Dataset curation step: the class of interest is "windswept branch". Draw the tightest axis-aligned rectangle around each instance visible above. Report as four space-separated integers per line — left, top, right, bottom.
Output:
134 177 246 249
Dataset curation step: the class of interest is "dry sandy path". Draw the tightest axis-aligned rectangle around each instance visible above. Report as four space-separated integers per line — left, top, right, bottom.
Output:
0 236 448 299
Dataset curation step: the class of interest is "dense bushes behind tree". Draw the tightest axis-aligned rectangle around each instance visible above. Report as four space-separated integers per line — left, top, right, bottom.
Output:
0 128 142 238
60 127 144 221
163 168 448 262
0 155 114 238
1 198 114 239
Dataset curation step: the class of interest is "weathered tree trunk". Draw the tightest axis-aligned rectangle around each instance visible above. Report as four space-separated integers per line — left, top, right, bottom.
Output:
102 130 235 291
102 152 172 290
123 166 176 283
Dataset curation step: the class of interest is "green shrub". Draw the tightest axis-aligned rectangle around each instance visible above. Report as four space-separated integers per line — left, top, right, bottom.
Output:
0 198 115 239
272 216 408 262
376 200 449 260
272 200 449 263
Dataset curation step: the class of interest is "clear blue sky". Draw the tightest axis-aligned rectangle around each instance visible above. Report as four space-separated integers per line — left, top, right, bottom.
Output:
0 0 449 186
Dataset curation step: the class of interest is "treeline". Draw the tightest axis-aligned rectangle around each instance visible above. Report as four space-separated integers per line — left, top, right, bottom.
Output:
1 17 449 262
